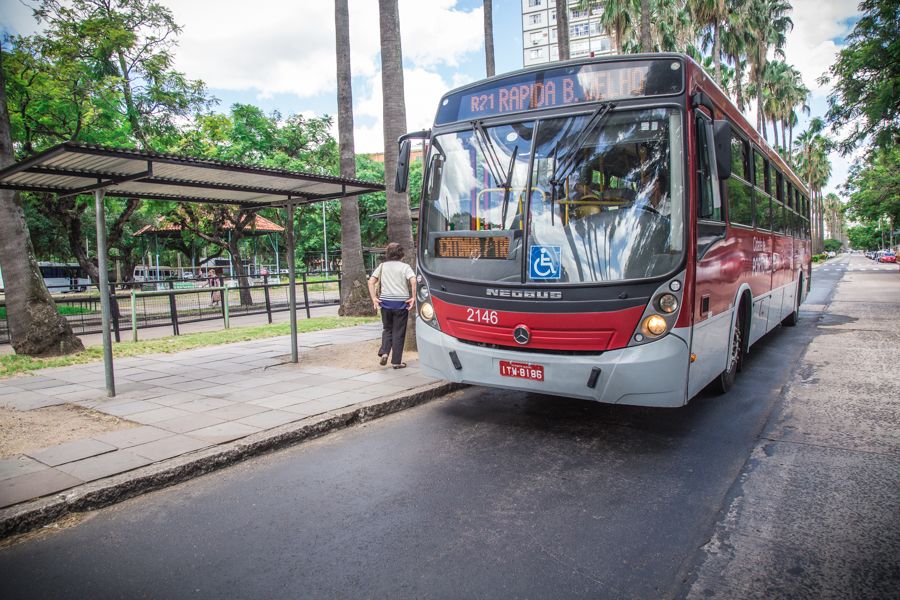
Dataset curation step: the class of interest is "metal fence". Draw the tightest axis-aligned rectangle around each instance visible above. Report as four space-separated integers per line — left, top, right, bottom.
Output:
0 272 342 345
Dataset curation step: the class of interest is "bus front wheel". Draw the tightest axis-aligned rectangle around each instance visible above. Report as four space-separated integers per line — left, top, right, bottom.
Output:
716 306 745 394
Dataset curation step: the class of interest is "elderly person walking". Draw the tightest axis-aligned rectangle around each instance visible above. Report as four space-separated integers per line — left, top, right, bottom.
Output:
368 242 416 369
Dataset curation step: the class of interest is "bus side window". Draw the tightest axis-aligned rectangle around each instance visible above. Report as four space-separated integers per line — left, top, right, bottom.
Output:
696 117 723 222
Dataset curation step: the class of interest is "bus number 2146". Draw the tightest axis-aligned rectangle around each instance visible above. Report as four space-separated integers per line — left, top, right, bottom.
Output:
466 308 499 325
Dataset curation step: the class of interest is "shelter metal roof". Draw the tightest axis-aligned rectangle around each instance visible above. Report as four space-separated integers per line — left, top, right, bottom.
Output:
0 142 385 207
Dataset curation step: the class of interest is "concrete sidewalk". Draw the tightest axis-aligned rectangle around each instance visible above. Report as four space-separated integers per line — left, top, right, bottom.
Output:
0 323 447 531
686 254 900 598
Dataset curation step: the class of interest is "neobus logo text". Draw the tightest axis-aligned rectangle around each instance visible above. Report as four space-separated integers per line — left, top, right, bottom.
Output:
486 289 563 300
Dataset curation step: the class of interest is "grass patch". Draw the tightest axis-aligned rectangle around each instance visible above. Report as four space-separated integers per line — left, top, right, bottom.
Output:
0 316 378 378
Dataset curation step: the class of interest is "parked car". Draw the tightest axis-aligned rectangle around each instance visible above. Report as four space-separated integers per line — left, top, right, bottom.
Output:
877 251 896 263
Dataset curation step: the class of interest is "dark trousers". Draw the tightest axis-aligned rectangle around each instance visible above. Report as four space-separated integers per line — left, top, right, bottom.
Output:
379 308 409 365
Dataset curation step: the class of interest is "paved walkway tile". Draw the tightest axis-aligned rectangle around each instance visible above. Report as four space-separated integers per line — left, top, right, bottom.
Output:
55 450 152 482
235 410 302 429
91 426 174 449
154 413 225 434
129 435 211 462
127 407 195 425
0 456 48 482
187 423 261 444
204 403 268 421
98 400 165 417
27 439 118 467
0 469 84 508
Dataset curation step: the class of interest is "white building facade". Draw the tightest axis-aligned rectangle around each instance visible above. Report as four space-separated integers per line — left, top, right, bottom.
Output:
522 0 618 67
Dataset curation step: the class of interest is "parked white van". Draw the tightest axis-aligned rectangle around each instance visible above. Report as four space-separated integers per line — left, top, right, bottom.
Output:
132 265 175 283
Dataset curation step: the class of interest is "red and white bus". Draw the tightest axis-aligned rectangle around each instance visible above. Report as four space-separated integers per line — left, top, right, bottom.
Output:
396 53 811 407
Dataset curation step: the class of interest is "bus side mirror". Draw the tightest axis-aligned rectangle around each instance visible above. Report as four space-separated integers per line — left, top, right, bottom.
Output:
428 156 444 202
713 120 732 180
395 139 411 193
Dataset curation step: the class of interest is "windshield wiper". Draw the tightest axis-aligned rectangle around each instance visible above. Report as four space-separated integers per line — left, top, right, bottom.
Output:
473 121 519 229
548 102 615 187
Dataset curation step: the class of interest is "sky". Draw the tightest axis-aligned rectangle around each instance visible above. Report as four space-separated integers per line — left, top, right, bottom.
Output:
1 0 862 195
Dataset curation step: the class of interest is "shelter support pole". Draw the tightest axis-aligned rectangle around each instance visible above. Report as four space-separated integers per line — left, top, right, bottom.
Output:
285 202 298 363
95 189 115 397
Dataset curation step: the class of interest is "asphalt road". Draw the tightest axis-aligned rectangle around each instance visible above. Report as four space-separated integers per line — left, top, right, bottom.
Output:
1 266 845 599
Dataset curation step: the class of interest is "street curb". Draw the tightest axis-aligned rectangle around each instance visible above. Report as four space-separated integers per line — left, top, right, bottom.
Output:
0 381 464 540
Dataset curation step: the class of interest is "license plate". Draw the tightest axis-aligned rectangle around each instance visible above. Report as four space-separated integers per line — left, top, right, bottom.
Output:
499 360 544 381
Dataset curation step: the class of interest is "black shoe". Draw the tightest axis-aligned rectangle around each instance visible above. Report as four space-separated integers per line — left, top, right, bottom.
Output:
379 354 388 366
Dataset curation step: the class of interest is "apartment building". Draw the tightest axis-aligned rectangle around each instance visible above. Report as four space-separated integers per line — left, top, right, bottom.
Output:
522 0 618 67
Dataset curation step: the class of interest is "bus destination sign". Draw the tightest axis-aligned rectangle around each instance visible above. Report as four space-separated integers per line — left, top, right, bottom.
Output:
436 59 682 125
435 235 510 259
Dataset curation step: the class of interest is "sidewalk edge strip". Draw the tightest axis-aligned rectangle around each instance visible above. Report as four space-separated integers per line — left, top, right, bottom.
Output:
0 381 464 540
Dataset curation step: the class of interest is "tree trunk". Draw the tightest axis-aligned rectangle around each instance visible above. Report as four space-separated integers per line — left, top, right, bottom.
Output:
734 58 745 111
817 192 825 254
555 0 569 61
379 0 417 349
713 23 721 84
484 0 495 77
226 233 253 306
640 0 651 52
335 0 375 317
0 46 83 356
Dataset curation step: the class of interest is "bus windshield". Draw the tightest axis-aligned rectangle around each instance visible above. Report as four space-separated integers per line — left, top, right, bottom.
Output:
420 107 684 284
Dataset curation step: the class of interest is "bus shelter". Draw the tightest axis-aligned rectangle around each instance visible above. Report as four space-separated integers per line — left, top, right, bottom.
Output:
0 142 384 396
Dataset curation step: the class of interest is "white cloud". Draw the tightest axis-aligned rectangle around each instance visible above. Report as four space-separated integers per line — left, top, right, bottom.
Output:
159 0 480 101
354 68 452 153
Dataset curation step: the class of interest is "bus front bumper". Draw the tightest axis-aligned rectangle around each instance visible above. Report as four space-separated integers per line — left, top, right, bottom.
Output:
416 324 691 408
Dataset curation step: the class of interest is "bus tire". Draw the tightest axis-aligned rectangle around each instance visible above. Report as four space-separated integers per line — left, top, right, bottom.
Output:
716 304 745 394
782 276 801 327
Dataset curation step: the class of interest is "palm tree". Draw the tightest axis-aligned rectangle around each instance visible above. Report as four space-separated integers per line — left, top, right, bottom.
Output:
334 0 372 316
795 119 833 253
484 0 495 77
555 0 570 61
378 0 417 346
721 1 752 111
598 0 636 53
0 46 83 356
639 0 651 52
745 0 792 138
688 0 728 83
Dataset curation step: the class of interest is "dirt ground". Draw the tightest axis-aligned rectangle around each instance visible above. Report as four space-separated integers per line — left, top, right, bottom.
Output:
296 339 419 372
0 339 417 459
0 405 136 459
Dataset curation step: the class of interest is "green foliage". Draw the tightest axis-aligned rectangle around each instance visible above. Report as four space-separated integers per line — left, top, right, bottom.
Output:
823 239 842 252
846 222 884 251
844 145 900 226
820 0 900 154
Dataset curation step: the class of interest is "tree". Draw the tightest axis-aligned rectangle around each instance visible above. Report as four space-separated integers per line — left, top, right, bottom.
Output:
820 0 900 154
334 0 373 317
555 0 570 61
688 0 727 83
378 0 416 347
171 105 341 304
823 239 842 253
483 0 495 77
639 0 652 53
794 119 833 253
843 145 900 248
8 0 211 286
721 1 751 111
846 222 882 251
745 0 791 140
598 0 636 53
0 43 83 356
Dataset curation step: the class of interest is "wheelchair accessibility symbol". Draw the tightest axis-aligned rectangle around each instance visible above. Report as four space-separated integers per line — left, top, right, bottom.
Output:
529 245 561 280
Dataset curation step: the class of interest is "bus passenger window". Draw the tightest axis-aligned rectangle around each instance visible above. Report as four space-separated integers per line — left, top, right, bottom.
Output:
697 118 722 221
754 191 770 230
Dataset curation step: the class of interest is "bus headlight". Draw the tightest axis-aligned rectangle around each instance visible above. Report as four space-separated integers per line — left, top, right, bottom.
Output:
643 314 668 336
420 301 434 321
657 293 678 314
